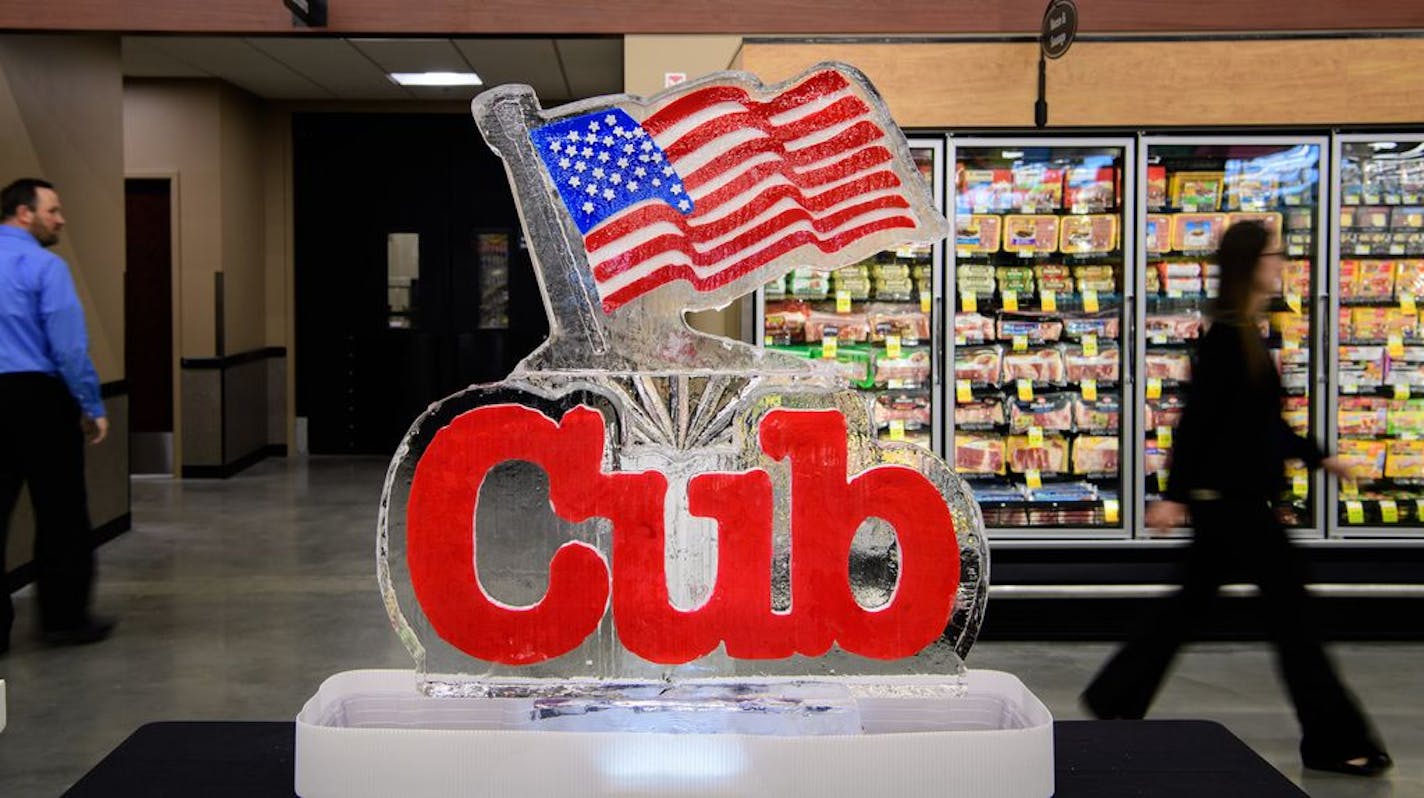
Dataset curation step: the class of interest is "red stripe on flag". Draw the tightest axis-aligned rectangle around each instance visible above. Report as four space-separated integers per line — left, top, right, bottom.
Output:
641 70 851 136
659 95 870 162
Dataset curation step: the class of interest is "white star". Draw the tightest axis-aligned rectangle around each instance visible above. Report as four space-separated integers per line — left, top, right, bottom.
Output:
651 153 663 163
569 176 581 187
602 136 614 146
623 144 636 154
618 158 631 169
550 140 562 152
670 184 682 195
652 178 661 187
598 152 610 163
609 173 622 184
627 180 639 191
574 161 587 172
585 185 597 196
678 199 691 211
588 121 601 133
559 157 571 169
604 114 616 125
662 166 674 176
612 125 625 136
639 153 650 163
603 188 615 200
634 166 646 177
640 140 653 152
581 147 593 158
592 167 605 179
632 128 646 138
567 130 581 141
582 201 595 213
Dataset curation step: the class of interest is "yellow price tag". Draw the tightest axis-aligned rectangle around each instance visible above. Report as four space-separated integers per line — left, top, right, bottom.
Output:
1003 290 1019 312
1396 383 1412 401
1083 334 1098 357
821 336 838 359
1157 469 1170 492
1017 378 1034 401
1389 334 1405 358
1345 500 1365 524
1292 472 1309 497
1042 290 1057 312
1013 334 1029 352
1157 426 1173 449
1082 378 1098 401
1028 426 1044 448
956 379 973 402
1147 378 1163 400
1380 499 1399 524
961 291 977 313
889 419 906 441
1103 499 1120 523
1025 469 1043 489
1083 289 1100 313
835 289 852 313
1403 293 1418 314
1285 293 1302 314
920 290 932 314
954 334 967 346
1416 499 1424 521
886 334 902 360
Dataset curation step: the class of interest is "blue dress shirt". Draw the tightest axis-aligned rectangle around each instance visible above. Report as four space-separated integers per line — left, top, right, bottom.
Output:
0 225 105 419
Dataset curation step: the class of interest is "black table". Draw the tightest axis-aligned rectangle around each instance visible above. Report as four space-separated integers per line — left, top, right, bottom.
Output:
64 719 1307 797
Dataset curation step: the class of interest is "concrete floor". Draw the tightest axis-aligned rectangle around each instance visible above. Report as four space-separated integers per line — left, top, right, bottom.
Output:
0 456 1419 796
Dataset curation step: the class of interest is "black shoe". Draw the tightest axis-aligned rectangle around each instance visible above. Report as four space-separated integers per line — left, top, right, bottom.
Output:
41 615 116 647
1302 751 1393 777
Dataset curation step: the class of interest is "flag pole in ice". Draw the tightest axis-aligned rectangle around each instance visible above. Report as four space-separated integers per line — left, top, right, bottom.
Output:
474 64 948 373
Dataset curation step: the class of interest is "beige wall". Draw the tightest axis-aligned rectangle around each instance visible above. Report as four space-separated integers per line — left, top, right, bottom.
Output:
624 35 750 342
0 34 129 573
219 83 267 355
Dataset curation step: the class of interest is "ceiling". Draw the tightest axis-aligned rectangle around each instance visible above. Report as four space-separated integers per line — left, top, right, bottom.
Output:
121 36 624 102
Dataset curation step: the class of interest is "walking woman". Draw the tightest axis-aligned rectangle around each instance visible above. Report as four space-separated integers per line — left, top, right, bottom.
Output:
1081 221 1391 776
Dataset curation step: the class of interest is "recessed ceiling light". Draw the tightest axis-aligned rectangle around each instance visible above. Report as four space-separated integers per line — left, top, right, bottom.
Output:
388 71 483 87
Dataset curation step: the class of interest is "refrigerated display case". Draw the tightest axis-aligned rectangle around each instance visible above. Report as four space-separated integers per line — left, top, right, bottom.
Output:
1331 134 1424 537
755 138 945 453
1138 137 1328 538
948 138 1134 536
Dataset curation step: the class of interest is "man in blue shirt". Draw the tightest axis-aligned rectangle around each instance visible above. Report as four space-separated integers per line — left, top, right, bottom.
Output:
0 177 115 654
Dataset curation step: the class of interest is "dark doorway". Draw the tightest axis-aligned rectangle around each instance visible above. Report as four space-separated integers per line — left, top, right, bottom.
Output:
124 178 175 474
293 113 548 455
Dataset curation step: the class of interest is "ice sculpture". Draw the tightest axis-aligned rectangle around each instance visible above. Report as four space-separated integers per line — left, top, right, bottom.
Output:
377 63 988 696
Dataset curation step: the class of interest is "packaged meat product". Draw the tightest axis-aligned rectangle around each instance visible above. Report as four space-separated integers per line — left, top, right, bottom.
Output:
1385 439 1424 479
1026 481 1099 503
1147 166 1168 210
1002 347 1066 384
1146 394 1188 429
1339 345 1387 387
1282 395 1309 436
1226 211 1283 237
1013 164 1064 212
1358 260 1396 298
764 299 811 343
1064 345 1120 383
764 274 785 299
874 393 931 429
1146 351 1192 381
1351 308 1415 341
1009 392 1074 433
996 265 1036 295
787 267 830 299
956 214 1002 253
1065 166 1116 213
1073 265 1116 294
1270 311 1310 344
955 346 1003 385
1074 393 1121 433
1063 312 1120 340
1034 263 1074 294
955 397 1006 428
1170 171 1225 210
1145 214 1173 254
1145 444 1171 476
1338 307 1353 339
1007 433 1070 473
1397 260 1424 298
884 427 932 448
832 264 871 299
1225 169 1279 211
1146 266 1161 293
1340 259 1362 298
1145 310 1203 341
866 304 930 343
955 433 1006 475
1388 399 1424 437
804 310 870 342
1392 207 1424 229
1172 213 1229 251
1339 397 1389 437
1285 207 1314 230
873 274 916 301
1002 215 1060 255
875 348 932 386
1157 261 1202 279
1338 439 1387 481
872 263 910 280
958 263 997 297
955 312 996 343
1356 206 1392 229
970 484 1026 504
1386 346 1424 386
1072 436 1119 475
997 313 1063 343
1164 275 1204 294
1059 214 1119 254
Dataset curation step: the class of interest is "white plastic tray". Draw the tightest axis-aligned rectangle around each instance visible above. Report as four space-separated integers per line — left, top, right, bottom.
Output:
295 669 1052 797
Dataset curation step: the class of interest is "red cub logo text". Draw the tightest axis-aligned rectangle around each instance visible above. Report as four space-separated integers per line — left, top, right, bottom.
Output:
407 405 959 665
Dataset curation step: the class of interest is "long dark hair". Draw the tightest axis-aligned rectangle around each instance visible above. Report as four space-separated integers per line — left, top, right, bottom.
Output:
1212 220 1271 376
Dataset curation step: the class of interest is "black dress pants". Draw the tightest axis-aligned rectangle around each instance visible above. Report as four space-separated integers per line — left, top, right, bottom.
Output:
0 372 96 641
1083 498 1381 760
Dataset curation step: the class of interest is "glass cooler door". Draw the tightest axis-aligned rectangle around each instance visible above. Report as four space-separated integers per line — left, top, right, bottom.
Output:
756 137 946 455
1332 134 1424 537
948 138 1134 537
1138 137 1327 538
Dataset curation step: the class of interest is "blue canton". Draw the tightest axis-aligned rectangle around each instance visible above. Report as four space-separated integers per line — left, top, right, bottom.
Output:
530 108 694 235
